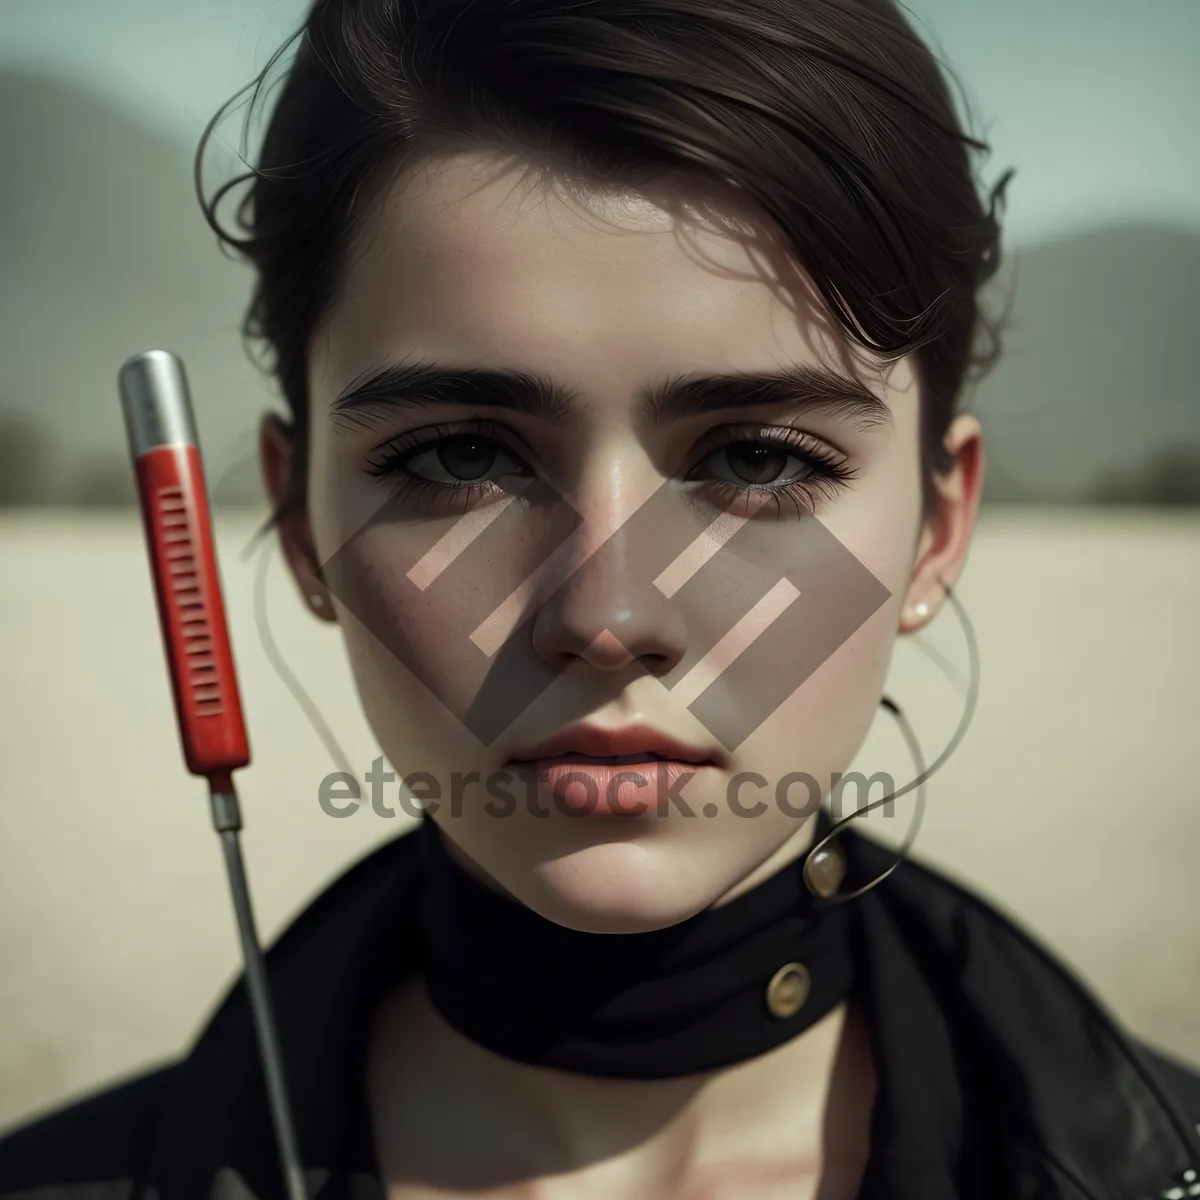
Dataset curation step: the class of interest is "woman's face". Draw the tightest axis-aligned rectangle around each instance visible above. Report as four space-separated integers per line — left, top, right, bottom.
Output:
274 148 980 934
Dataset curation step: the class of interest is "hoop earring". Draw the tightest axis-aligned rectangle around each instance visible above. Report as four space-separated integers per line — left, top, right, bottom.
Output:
802 580 981 903
801 695 926 900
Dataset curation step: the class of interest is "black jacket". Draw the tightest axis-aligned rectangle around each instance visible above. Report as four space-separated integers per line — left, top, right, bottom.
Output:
1 822 1198 1199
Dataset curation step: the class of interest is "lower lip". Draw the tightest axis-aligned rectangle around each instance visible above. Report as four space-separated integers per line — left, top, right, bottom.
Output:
507 759 712 817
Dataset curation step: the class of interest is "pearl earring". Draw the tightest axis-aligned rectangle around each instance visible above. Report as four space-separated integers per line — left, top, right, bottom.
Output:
310 593 325 611
905 601 929 624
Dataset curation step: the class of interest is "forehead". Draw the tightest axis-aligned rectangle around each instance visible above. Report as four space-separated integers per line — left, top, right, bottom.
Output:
313 149 905 398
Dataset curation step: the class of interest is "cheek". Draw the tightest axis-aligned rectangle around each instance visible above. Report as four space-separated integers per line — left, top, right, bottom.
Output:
312 479 575 770
328 526 527 760
735 596 897 803
339 608 473 775
735 438 922 786
307 437 505 708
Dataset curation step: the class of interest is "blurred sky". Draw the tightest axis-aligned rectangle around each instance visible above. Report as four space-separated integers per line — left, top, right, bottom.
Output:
2 0 1199 249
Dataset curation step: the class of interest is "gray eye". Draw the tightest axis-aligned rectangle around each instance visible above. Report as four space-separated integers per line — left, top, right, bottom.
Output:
405 436 523 483
704 444 809 487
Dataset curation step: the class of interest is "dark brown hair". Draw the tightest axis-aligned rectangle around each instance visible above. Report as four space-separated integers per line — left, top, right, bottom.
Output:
197 0 1014 522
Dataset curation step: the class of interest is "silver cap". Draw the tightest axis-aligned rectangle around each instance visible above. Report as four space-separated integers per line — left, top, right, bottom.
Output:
118 349 200 458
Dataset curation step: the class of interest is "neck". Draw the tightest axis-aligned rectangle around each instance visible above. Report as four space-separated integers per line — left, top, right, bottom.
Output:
368 974 875 1192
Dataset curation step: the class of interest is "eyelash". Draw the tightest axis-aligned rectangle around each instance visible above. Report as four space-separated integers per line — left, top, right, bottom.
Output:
362 418 857 517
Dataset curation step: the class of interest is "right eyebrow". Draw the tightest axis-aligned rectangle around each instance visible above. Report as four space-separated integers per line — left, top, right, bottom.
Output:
330 359 580 426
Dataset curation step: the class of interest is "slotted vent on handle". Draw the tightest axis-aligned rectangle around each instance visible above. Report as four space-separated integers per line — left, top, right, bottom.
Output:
157 484 224 717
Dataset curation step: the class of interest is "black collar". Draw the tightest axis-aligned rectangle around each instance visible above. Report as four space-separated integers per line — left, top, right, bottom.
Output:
138 821 1200 1200
415 812 857 1079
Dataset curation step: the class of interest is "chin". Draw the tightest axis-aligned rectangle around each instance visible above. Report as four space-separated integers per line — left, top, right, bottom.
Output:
511 839 718 935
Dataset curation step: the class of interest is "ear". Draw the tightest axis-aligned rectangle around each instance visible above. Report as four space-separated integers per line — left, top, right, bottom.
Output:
899 413 984 634
260 413 337 623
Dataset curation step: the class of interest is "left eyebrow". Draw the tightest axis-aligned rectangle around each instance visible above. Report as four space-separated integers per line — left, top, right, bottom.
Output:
330 357 893 432
643 363 893 432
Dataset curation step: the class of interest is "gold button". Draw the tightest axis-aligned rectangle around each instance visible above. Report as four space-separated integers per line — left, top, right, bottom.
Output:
765 961 811 1019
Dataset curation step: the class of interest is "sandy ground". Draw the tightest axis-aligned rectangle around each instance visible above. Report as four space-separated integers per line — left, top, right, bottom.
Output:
1 505 1198 1133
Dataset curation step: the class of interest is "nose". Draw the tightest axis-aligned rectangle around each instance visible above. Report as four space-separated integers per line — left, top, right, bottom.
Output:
530 480 690 676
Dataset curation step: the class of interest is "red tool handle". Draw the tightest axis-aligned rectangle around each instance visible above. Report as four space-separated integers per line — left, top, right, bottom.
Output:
117 351 306 1200
120 351 250 788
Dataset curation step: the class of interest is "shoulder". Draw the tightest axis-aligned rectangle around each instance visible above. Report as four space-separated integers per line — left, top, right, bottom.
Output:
0 1064 175 1197
863 833 1200 1150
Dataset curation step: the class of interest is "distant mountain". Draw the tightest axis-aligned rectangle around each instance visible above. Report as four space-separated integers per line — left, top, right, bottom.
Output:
1 67 1197 507
0 68 270 507
972 224 1200 503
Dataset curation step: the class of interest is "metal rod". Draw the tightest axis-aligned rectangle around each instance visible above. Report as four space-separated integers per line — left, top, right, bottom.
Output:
210 788 309 1200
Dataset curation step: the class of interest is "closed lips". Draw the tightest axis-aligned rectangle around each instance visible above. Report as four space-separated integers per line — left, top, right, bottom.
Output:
513 751 675 765
507 725 721 767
